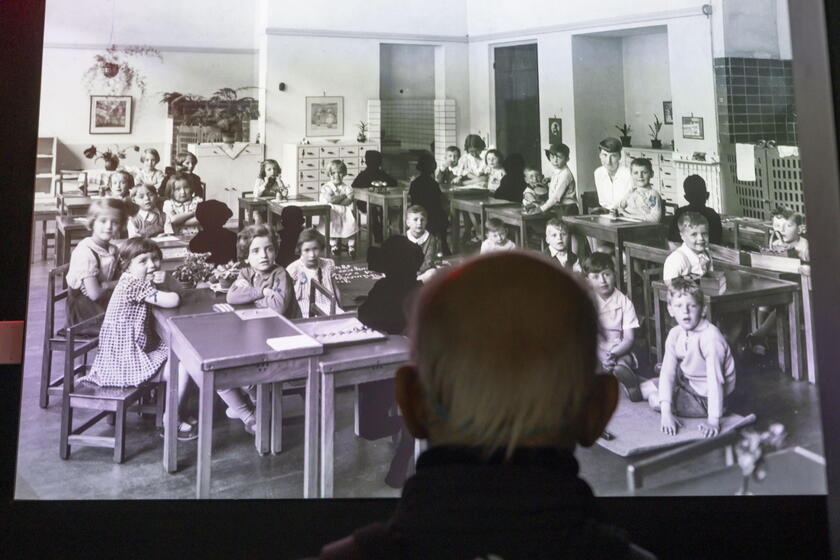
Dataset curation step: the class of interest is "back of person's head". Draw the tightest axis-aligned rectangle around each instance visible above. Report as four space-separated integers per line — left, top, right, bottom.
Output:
403 252 615 457
503 153 525 174
582 252 614 275
683 174 708 204
677 211 709 231
237 224 277 261
368 234 424 279
364 150 384 169
416 151 437 175
194 199 232 229
280 205 305 230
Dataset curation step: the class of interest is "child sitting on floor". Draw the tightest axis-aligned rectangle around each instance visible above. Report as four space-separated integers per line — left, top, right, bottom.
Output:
543 218 581 272
65 198 124 327
484 149 505 193
126 183 164 238
663 212 713 284
286 228 342 318
435 145 463 187
319 159 358 257
522 166 549 214
405 204 442 283
480 218 516 253
409 151 450 254
188 200 237 266
638 277 736 438
162 172 203 238
617 158 662 223
583 252 641 401
541 143 579 216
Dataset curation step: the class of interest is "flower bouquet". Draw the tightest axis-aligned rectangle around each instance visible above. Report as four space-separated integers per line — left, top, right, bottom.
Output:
83 144 140 171
172 252 215 289
211 260 241 289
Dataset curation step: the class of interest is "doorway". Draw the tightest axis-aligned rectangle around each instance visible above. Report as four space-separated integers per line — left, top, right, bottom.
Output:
494 44 541 168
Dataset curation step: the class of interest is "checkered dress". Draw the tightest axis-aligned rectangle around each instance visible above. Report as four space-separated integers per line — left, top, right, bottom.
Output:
81 273 168 387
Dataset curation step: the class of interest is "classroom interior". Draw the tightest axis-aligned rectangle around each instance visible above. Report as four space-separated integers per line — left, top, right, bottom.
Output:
16 0 828 500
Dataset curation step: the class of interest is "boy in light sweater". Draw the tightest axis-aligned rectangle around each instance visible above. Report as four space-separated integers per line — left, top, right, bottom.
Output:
662 212 713 284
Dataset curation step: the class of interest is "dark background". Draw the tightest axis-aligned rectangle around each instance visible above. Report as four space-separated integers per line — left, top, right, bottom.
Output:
0 1 836 558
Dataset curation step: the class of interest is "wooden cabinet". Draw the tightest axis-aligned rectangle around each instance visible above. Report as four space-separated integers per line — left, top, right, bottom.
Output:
35 137 58 197
189 142 266 211
622 147 677 207
283 143 379 198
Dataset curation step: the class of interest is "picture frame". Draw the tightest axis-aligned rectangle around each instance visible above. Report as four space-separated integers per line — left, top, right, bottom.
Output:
682 115 704 139
548 117 562 144
663 101 673 124
89 95 132 134
305 96 344 137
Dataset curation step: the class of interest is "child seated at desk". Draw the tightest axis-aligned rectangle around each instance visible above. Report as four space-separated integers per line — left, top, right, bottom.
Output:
286 228 342 318
663 212 713 284
638 277 736 438
667 175 722 249
435 145 463 187
485 149 505 193
133 148 165 192
542 143 579 216
409 152 450 254
162 172 203 238
542 219 581 272
405 205 441 283
249 159 288 224
522 166 549 214
456 134 487 186
616 158 662 223
480 218 516 253
102 170 134 202
162 151 204 200
319 159 358 257
584 252 642 401
126 183 164 238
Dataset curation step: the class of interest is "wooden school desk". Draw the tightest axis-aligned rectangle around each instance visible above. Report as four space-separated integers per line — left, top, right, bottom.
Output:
651 270 802 380
449 192 518 253
266 197 332 253
161 308 324 499
237 195 272 229
562 215 665 292
353 186 407 247
33 203 57 260
721 216 772 250
54 216 89 267
482 206 550 250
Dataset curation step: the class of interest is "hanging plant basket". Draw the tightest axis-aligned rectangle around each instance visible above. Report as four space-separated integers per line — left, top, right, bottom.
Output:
83 44 162 97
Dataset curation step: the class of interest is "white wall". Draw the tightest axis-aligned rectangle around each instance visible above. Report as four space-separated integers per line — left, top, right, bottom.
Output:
380 44 436 99
622 31 673 148
572 36 626 189
721 0 780 58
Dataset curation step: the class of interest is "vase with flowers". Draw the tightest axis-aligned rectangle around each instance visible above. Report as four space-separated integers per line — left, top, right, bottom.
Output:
83 144 140 171
172 252 215 290
212 260 241 289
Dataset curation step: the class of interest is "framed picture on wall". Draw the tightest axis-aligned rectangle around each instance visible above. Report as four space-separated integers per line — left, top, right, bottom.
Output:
305 96 344 137
89 95 132 134
548 118 562 144
682 116 704 139
663 101 673 124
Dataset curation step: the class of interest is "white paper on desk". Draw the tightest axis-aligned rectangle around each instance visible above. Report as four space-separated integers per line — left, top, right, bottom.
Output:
153 234 181 242
735 143 756 181
266 334 321 352
235 308 280 321
777 145 800 158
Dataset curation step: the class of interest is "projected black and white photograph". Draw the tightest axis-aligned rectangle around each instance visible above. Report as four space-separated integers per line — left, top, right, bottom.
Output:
17 0 827 502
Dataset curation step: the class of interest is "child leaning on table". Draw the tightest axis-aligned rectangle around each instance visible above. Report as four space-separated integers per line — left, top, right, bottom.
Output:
662 212 713 284
522 166 549 214
638 277 736 438
435 145 463 187
286 228 343 318
583 252 642 401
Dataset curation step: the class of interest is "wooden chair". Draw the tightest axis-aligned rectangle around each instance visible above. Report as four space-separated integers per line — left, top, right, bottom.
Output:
309 277 338 317
581 191 600 214
40 264 99 408
59 313 164 463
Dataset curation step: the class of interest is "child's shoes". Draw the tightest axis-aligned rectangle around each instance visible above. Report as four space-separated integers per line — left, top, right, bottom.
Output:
613 366 643 402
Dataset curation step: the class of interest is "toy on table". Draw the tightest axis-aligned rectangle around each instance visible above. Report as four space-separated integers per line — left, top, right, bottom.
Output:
332 263 385 286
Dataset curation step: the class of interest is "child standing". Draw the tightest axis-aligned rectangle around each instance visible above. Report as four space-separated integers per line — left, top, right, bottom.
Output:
522 167 549 214
408 151 449 254
65 198 124 327
617 158 662 223
126 183 165 238
639 277 736 438
541 143 579 216
480 218 516 253
543 219 581 273
583 252 641 401
286 228 343 318
667 175 723 249
319 160 358 257
435 146 463 187
484 149 505 193
162 173 203 237
493 153 527 203
405 205 442 283
133 148 165 191
663 212 712 284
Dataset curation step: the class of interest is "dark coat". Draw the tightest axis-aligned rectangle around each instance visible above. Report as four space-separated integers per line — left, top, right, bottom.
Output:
408 175 448 236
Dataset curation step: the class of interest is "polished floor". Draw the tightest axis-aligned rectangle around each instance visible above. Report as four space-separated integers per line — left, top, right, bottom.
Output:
14 225 827 499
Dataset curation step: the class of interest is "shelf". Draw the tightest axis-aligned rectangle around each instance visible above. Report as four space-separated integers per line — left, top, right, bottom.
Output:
37 154 53 158
35 173 55 179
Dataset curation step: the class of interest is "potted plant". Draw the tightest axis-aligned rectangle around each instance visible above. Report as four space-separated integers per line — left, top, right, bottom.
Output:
615 123 632 147
172 252 215 290
161 87 260 144
212 260 241 289
82 45 162 96
356 121 368 143
83 144 140 171
649 114 663 149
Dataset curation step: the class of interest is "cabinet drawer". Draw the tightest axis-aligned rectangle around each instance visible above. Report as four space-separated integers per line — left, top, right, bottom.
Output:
659 152 673 163
299 146 320 159
320 157 357 170
320 146 340 159
340 146 360 157
298 158 319 171
659 168 674 179
344 158 359 170
299 181 320 195
299 170 320 182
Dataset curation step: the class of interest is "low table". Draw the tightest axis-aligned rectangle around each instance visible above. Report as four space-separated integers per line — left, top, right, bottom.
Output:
449 192 517 252
482 206 550 250
33 203 58 261
354 187 407 247
238 196 273 229
266 197 332 253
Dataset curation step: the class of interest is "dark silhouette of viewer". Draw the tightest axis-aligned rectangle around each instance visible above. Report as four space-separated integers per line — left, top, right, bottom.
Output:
667 174 723 247
494 153 528 203
188 200 236 265
316 252 655 559
276 205 305 267
352 150 397 243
